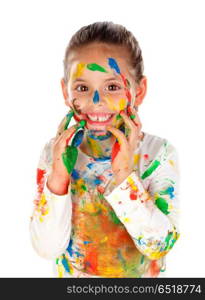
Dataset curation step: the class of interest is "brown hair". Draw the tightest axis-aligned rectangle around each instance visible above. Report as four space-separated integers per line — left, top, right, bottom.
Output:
63 21 144 85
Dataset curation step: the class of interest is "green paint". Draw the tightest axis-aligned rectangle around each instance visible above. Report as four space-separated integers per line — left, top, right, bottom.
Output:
141 160 160 179
87 63 108 73
140 255 145 264
116 114 122 120
98 192 104 200
81 184 87 191
71 189 76 195
130 114 136 119
164 231 173 251
64 110 74 130
117 249 127 270
109 210 121 224
155 197 169 215
56 258 59 264
62 145 78 174
75 119 86 130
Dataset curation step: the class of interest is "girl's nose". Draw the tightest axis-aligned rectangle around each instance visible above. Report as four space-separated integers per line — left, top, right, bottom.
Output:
93 90 100 104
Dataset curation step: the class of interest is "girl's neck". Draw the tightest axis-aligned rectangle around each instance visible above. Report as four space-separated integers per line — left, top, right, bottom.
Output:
79 129 116 159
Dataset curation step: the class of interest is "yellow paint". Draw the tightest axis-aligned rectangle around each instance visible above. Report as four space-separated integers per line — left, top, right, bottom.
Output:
57 264 65 278
123 217 130 223
72 63 86 80
104 96 126 112
97 264 124 277
100 236 108 243
39 193 46 206
133 154 140 165
169 159 174 167
87 136 104 158
127 176 138 191
119 98 126 110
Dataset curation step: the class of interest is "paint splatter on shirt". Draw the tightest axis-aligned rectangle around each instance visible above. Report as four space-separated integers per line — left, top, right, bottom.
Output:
30 131 180 278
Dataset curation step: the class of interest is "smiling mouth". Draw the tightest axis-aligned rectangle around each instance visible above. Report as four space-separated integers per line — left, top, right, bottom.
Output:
85 113 115 123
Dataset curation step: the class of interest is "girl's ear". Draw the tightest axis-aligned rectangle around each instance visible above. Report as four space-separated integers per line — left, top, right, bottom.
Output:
133 76 147 107
61 78 70 107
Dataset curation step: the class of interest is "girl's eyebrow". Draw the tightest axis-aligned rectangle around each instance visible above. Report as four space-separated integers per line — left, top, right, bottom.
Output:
73 76 120 83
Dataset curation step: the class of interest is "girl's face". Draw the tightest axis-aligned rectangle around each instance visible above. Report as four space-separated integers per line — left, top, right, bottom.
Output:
65 43 137 132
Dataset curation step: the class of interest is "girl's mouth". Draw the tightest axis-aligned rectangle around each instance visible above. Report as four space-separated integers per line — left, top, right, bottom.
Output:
84 113 115 125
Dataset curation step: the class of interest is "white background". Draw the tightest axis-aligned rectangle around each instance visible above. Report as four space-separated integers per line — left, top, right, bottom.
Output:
0 0 204 277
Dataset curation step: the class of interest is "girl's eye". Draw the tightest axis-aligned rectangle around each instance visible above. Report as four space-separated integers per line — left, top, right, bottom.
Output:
76 85 88 92
106 84 121 91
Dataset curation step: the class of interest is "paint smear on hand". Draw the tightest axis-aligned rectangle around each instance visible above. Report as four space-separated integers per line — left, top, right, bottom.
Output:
87 63 108 73
93 90 100 104
111 141 120 161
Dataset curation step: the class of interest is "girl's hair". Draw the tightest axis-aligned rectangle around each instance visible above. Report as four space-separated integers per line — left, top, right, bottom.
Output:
63 21 144 85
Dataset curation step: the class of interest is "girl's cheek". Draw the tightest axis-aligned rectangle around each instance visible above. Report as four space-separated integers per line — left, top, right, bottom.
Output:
104 95 128 112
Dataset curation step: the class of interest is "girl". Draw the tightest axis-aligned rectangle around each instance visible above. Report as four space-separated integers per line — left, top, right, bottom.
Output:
30 21 180 278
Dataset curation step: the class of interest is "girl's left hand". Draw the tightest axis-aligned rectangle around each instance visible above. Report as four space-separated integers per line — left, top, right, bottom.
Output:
106 107 143 186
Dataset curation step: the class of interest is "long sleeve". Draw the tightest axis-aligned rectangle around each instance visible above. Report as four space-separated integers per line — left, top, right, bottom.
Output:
29 139 72 260
104 141 180 260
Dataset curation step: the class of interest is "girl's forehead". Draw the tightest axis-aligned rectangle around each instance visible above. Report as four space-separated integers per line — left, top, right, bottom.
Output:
68 43 132 75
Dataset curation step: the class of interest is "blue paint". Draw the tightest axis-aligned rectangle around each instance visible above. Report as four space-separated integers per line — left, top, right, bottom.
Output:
93 156 111 162
66 239 73 257
87 163 95 169
87 130 112 140
93 90 100 104
84 241 92 245
71 168 80 180
93 178 102 185
167 186 175 199
71 129 84 147
62 256 71 273
74 251 84 258
108 57 121 74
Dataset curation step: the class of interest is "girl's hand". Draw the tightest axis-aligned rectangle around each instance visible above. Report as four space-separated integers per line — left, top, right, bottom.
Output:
106 107 143 186
47 125 77 195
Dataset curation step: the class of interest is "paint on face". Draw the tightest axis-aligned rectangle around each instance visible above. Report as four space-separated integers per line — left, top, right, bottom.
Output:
108 58 121 74
72 63 86 80
72 98 82 114
87 63 108 73
93 90 100 104
104 96 126 112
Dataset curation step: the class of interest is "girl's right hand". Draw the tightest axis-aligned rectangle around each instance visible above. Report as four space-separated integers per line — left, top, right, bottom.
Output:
47 125 77 195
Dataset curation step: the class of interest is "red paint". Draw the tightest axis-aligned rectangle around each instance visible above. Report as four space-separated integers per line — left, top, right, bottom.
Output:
149 260 161 277
111 141 120 161
144 154 149 159
66 130 76 145
84 246 98 274
97 186 105 194
120 74 127 86
98 175 106 181
126 89 132 103
130 191 137 200
37 168 45 185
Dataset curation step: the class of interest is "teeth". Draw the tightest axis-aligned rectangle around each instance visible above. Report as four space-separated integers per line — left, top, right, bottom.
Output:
87 114 112 122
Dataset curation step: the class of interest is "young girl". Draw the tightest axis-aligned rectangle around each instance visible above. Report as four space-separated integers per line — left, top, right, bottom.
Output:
29 21 180 278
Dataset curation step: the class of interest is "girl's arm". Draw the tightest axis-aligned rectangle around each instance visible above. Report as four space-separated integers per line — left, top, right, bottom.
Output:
104 142 180 260
29 139 72 260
